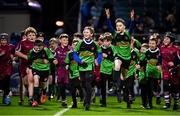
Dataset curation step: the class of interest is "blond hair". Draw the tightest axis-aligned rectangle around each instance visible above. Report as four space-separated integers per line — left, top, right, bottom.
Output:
25 27 37 35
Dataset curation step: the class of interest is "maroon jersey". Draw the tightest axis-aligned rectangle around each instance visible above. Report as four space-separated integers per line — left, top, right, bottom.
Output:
16 39 34 63
160 45 179 80
16 39 34 77
0 44 15 77
55 45 71 83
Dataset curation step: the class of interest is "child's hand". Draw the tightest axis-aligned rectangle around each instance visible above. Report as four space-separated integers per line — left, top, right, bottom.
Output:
120 76 124 81
135 64 140 70
0 50 5 56
65 65 69 70
135 73 138 79
95 59 99 66
80 61 88 68
53 59 58 65
102 53 108 58
130 9 135 20
105 8 110 19
157 65 161 71
43 59 49 64
168 62 174 67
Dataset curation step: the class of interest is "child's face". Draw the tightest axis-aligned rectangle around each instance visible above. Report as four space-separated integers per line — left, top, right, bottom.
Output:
72 42 78 49
0 39 7 46
34 45 44 53
163 36 171 46
49 42 58 50
103 39 111 47
98 39 103 46
116 22 125 33
149 40 157 50
83 29 93 39
59 37 68 47
27 32 36 42
140 46 147 53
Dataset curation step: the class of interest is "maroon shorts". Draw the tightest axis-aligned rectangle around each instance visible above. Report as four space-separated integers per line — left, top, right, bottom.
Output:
19 63 28 78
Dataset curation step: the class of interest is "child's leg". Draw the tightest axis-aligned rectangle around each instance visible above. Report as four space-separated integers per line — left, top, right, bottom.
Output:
125 77 133 108
127 76 135 102
140 82 148 108
152 78 161 104
171 82 179 110
59 82 67 107
70 79 77 108
80 71 93 110
147 78 153 108
163 80 171 109
100 73 107 107
114 59 122 102
33 75 40 103
48 75 53 99
130 76 135 101
76 78 84 102
2 76 11 105
27 68 34 103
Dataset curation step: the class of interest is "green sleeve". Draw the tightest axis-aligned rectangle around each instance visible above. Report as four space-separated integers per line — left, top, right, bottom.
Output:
124 30 131 41
27 49 33 66
134 39 141 49
111 45 117 56
27 50 33 60
95 41 102 53
65 52 70 64
74 40 82 52
44 48 54 60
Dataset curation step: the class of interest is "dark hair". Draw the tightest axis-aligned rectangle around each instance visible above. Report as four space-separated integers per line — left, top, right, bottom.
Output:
164 32 176 42
0 33 9 40
34 40 44 46
73 32 82 38
37 32 45 38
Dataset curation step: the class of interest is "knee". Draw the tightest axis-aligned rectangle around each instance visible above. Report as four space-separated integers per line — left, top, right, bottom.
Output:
33 76 39 87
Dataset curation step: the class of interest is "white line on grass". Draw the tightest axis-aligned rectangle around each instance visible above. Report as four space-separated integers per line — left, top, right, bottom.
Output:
54 105 72 116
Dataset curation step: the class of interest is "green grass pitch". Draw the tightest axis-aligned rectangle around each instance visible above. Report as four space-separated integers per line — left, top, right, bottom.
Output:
0 96 179 115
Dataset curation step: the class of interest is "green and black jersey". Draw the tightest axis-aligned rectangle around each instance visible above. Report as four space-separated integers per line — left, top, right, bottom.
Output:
65 51 79 79
145 48 161 78
127 48 140 78
28 47 54 71
112 31 132 60
74 39 102 71
100 45 116 75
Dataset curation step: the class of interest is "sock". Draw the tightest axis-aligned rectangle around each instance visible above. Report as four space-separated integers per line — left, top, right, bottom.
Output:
34 87 40 102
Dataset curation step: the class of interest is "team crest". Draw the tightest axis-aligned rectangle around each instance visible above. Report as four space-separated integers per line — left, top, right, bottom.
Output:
108 51 111 55
91 47 94 51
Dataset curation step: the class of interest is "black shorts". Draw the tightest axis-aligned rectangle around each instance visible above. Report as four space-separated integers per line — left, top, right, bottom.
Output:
32 69 50 81
115 56 131 69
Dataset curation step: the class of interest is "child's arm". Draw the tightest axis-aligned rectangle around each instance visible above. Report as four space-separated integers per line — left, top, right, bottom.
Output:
73 51 82 64
27 50 33 68
72 41 83 64
96 43 102 65
127 9 135 34
105 8 115 33
44 48 57 64
15 43 28 60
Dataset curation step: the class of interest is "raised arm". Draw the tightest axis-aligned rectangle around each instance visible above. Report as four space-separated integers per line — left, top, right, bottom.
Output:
105 8 115 33
128 9 135 34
